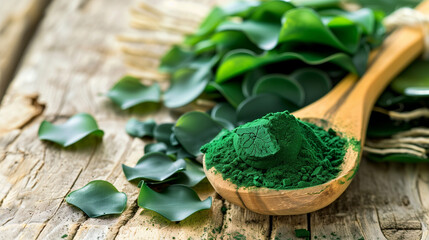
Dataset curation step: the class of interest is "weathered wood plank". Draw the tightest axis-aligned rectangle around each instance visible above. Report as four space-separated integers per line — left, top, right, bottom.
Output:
0 0 428 239
0 0 51 100
310 159 429 240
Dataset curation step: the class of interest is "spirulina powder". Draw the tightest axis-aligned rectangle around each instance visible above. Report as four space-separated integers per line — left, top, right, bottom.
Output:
201 111 347 190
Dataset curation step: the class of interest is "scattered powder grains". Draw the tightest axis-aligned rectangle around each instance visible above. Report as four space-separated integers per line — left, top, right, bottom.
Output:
201 111 347 190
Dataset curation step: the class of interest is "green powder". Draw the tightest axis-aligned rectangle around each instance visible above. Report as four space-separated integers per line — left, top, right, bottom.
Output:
201 111 347 190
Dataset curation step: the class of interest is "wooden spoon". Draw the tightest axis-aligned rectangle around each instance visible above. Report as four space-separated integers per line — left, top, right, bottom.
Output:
204 1 429 215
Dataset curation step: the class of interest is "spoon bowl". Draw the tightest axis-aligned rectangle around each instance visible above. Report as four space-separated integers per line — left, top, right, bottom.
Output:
204 118 359 215
204 0 429 215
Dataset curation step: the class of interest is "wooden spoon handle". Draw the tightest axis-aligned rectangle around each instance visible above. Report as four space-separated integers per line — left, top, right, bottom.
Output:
332 0 429 139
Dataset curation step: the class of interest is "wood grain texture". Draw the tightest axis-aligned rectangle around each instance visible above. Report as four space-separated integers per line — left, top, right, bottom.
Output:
0 0 51 101
0 0 427 239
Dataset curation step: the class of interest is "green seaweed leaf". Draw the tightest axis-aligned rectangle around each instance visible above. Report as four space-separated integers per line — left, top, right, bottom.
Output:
215 49 356 83
319 8 375 34
125 118 156 138
278 8 360 53
185 1 260 45
290 68 332 105
138 182 212 221
209 81 246 108
217 20 281 50
211 103 237 130
154 123 174 145
159 46 194 73
174 111 224 156
391 59 429 96
174 159 207 187
144 142 168 154
107 76 161 110
65 180 127 218
38 113 104 147
252 74 305 107
164 56 220 108
236 94 298 124
122 152 186 182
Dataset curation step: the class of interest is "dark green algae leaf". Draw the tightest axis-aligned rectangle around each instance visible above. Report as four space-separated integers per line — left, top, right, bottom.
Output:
319 8 375 34
66 180 127 218
216 20 281 50
368 153 429 163
209 81 246 108
107 76 161 110
290 68 332 105
138 181 212 221
38 113 104 147
211 102 237 130
154 123 174 145
350 0 419 15
159 46 194 73
125 118 156 138
215 49 357 83
122 152 186 182
390 59 429 97
174 111 224 156
174 159 207 187
144 142 168 154
252 74 305 107
184 1 260 46
236 94 298 124
279 8 360 54
163 55 219 109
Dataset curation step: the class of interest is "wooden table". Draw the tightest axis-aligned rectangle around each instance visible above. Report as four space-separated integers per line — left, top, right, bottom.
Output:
0 0 427 239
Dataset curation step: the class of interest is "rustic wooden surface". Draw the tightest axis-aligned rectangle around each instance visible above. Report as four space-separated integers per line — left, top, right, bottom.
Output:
0 0 428 239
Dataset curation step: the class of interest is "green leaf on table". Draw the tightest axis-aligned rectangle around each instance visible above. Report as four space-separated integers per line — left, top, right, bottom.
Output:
291 0 340 9
154 123 174 145
159 46 194 73
349 0 419 14
164 56 219 108
278 8 360 54
138 182 212 221
319 8 375 34
290 68 332 105
236 94 298 124
125 118 156 138
242 68 265 97
174 159 207 187
38 113 104 147
215 49 356 83
252 74 305 107
205 31 260 53
107 76 161 110
211 103 237 130
177 147 196 160
209 81 246 108
65 180 127 218
368 153 429 163
217 20 281 50
122 152 186 182
170 133 180 146
213 1 295 51
248 0 295 22
391 59 429 97
185 1 260 45
144 142 168 154
174 111 224 156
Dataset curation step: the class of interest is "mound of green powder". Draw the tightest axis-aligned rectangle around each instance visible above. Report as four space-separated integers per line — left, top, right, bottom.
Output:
201 111 347 189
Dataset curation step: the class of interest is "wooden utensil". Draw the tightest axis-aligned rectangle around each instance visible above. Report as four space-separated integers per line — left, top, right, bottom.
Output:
204 1 429 215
